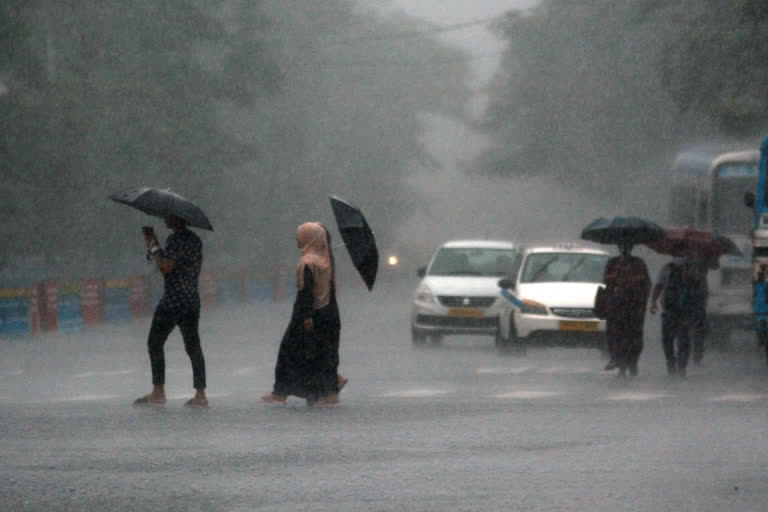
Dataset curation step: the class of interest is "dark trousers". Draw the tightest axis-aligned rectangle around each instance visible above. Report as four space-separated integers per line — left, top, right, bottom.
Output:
661 311 690 370
690 305 707 364
147 306 206 389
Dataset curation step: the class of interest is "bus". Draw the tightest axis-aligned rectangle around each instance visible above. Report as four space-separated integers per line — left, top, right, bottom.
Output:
667 145 759 347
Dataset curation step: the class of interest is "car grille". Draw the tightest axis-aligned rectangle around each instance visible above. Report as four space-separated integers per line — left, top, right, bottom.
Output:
437 296 496 308
549 307 596 319
416 314 497 328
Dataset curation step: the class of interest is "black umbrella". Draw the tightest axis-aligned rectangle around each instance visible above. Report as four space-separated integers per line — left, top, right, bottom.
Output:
109 187 214 231
580 216 665 246
329 195 378 291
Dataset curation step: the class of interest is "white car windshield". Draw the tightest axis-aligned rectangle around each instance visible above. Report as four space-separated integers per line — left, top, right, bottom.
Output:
521 252 608 283
428 248 517 277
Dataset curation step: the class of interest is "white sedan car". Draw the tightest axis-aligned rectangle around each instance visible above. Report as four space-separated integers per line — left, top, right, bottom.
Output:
411 240 520 345
496 244 610 353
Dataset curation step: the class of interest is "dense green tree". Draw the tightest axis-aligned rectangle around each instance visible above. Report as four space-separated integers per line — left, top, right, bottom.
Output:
0 1 473 281
472 0 766 206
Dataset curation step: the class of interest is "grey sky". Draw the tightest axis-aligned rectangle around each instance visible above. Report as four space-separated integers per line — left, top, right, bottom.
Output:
367 0 539 92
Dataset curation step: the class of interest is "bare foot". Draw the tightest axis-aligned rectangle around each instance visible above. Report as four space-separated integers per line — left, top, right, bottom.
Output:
261 392 287 404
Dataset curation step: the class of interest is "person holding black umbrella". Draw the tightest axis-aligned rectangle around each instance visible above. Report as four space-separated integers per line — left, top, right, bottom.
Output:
133 214 209 408
601 241 652 377
262 222 344 407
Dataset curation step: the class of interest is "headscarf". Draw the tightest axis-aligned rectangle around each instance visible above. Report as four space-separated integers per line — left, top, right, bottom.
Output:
296 222 332 309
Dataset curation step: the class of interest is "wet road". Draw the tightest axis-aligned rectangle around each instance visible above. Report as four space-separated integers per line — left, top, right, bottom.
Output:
2 282 768 511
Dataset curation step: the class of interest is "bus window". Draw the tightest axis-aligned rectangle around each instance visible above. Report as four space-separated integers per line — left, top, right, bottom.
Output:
713 162 758 234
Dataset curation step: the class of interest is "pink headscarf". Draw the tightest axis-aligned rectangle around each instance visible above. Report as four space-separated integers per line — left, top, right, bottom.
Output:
296 222 332 309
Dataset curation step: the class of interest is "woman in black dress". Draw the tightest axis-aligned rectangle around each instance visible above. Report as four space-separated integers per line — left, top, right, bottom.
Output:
262 222 343 406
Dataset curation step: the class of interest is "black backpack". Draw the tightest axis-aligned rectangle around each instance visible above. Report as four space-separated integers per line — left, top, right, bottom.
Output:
662 263 689 311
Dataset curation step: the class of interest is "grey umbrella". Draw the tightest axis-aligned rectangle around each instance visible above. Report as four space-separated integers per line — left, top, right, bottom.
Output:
109 187 214 231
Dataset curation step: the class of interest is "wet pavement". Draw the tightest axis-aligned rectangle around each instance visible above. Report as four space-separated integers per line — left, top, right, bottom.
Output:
2 282 768 511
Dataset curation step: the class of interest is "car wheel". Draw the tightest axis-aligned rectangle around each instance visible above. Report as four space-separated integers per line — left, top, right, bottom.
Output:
497 317 525 355
411 327 427 345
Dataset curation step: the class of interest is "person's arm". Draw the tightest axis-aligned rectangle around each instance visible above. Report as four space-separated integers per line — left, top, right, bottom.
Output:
146 236 175 275
296 266 315 332
650 264 668 314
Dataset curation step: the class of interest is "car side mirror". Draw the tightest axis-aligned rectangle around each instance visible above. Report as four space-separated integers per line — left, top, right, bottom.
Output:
497 278 515 289
417 266 426 278
745 191 755 208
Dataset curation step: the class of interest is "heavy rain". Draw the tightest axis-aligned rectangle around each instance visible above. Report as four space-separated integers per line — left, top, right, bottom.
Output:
2 1 768 510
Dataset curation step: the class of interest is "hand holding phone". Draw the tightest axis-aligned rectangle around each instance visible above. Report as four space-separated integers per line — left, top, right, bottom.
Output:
142 226 157 248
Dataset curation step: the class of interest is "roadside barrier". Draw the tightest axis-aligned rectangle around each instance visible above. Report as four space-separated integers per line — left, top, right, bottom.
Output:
57 282 83 333
0 265 299 338
129 275 151 318
0 287 31 337
105 279 132 323
81 278 105 326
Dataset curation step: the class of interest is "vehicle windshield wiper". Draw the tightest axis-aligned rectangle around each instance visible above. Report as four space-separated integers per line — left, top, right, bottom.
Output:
561 256 587 282
528 256 559 282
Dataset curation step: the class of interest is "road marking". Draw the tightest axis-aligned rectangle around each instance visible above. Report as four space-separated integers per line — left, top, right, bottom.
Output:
537 367 593 374
234 367 259 376
604 392 670 401
494 390 564 399
60 394 121 402
74 369 136 378
709 393 768 403
378 389 453 398
0 369 24 377
476 367 532 375
166 392 232 400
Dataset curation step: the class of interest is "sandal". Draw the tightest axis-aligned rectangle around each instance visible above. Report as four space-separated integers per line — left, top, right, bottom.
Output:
184 398 209 408
337 375 349 392
133 395 166 406
261 392 287 405
313 393 340 408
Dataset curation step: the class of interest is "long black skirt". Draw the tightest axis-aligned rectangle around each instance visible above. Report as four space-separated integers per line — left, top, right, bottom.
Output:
272 303 340 401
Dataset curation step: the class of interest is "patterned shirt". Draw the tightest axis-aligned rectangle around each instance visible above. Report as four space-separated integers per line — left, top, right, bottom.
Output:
158 229 202 312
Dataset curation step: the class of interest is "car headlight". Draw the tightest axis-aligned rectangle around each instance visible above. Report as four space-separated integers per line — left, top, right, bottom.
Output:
415 285 436 304
520 299 548 315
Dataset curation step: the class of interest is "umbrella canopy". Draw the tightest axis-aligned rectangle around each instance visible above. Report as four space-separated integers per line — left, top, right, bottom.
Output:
109 187 213 231
329 195 378 291
580 216 665 246
646 227 742 259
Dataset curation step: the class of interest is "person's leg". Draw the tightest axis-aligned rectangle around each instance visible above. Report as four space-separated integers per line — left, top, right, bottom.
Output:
604 321 618 370
691 306 707 365
135 307 176 405
661 313 677 375
627 334 643 377
178 309 207 406
677 321 691 377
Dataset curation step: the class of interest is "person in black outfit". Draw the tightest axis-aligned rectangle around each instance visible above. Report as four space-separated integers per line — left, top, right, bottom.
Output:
133 214 208 407
650 257 693 377
262 222 344 407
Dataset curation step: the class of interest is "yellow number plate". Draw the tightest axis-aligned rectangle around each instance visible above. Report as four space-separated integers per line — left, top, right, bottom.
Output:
559 320 598 332
447 308 483 318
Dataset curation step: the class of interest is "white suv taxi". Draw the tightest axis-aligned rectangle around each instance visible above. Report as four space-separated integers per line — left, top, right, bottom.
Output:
496 244 610 353
411 240 520 345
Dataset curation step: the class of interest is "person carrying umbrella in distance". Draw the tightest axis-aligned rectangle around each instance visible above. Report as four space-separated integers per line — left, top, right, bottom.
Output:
262 222 344 407
262 196 378 407
647 228 739 373
581 217 660 377
110 187 212 407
